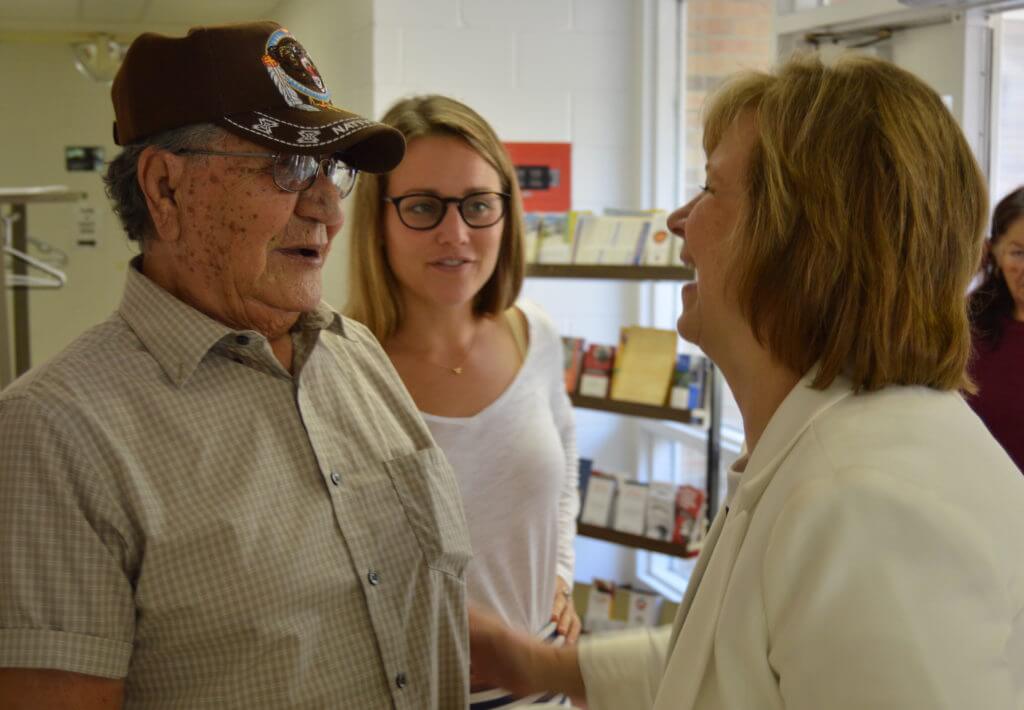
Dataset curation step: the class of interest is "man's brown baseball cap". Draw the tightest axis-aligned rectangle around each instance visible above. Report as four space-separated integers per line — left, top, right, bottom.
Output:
111 21 404 173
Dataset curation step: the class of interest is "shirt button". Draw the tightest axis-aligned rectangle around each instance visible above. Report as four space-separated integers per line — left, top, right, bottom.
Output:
395 672 407 689
367 569 380 586
235 334 250 346
329 470 341 486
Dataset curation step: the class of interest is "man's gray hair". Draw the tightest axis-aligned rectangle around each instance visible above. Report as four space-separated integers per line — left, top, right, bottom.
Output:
103 123 223 245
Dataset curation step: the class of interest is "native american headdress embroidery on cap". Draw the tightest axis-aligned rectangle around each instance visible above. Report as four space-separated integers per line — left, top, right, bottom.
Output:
262 28 332 112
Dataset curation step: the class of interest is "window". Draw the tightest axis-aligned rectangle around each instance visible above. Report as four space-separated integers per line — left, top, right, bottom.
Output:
990 8 1024 207
635 0 773 599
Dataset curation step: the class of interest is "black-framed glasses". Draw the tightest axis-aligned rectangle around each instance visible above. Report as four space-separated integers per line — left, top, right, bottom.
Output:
174 149 359 197
383 191 510 230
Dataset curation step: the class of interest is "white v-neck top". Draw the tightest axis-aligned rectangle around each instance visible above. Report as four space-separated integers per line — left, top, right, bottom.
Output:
420 299 579 634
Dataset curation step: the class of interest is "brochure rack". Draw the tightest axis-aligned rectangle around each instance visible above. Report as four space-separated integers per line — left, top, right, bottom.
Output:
526 263 723 552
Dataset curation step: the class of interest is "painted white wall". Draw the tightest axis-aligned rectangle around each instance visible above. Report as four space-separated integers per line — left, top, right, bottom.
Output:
371 0 644 213
0 36 181 367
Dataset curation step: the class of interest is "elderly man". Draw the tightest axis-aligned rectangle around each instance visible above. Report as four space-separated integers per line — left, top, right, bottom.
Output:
0 22 471 709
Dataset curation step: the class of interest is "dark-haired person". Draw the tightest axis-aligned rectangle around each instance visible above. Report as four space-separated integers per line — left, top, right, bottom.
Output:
0 22 471 709
468 53 1024 710
346 94 580 708
967 186 1024 473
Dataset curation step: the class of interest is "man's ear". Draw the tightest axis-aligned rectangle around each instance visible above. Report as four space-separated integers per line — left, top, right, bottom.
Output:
138 146 186 243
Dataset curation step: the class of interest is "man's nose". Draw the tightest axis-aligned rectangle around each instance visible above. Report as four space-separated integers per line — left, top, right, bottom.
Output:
295 171 345 230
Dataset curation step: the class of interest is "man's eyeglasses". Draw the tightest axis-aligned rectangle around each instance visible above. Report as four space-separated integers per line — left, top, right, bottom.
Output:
384 192 510 231
174 149 359 197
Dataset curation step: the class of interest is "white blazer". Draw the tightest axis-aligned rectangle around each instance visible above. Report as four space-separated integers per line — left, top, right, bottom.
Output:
579 373 1024 710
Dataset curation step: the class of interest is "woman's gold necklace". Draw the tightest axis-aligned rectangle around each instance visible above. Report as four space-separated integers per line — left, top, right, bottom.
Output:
426 320 483 375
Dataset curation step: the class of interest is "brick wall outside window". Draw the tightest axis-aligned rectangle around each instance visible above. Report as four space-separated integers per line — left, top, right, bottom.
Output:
683 0 775 201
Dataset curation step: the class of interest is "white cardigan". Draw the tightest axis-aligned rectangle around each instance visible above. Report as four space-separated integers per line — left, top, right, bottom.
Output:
579 372 1024 710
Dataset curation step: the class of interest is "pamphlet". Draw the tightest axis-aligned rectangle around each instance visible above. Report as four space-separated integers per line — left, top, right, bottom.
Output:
613 480 648 535
579 472 617 527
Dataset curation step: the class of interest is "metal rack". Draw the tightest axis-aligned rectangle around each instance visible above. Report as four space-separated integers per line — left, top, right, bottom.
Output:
0 187 85 389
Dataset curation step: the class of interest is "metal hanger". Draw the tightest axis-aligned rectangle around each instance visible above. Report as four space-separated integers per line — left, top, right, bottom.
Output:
27 235 69 267
2 211 67 289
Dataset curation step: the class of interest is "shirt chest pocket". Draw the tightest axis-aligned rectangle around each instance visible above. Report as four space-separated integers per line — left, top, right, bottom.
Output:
383 446 473 578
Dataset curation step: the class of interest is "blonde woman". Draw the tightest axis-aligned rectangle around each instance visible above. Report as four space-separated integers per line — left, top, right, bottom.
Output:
346 95 580 708
468 54 1024 710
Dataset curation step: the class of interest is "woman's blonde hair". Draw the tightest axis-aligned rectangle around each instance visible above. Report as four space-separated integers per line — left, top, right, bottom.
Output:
345 94 525 341
703 53 987 392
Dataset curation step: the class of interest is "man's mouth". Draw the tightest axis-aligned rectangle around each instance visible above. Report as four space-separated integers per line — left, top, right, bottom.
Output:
277 245 326 264
279 246 323 258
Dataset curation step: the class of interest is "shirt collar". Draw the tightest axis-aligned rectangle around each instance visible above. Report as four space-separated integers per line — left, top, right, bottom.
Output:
298 301 348 339
118 256 349 387
728 365 852 512
724 449 748 509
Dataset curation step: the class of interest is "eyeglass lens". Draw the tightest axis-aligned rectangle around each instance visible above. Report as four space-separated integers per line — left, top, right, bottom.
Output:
275 154 358 196
396 193 506 229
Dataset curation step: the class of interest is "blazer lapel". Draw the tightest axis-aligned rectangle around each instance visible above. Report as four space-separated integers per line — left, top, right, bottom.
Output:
655 369 853 709
667 508 725 651
657 508 751 709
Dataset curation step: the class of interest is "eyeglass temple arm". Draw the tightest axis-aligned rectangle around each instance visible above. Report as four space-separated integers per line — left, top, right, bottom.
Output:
175 149 279 159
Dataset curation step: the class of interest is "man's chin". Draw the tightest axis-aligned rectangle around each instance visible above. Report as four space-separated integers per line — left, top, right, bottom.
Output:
258 289 324 317
286 295 323 314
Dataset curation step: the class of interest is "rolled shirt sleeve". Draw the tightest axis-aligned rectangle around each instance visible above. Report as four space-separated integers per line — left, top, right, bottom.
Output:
578 625 670 710
0 394 135 678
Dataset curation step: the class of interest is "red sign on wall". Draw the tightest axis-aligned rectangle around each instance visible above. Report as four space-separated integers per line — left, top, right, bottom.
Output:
503 142 572 212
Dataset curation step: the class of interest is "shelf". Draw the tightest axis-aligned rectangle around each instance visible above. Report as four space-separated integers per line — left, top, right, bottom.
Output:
0 187 86 204
577 522 698 558
570 393 693 423
526 264 694 281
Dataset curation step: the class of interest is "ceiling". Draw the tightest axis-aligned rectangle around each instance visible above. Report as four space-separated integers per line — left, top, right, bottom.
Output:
0 0 286 38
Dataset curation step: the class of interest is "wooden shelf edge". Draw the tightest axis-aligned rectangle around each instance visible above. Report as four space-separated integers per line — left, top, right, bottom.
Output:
577 522 698 558
526 264 694 281
570 393 693 423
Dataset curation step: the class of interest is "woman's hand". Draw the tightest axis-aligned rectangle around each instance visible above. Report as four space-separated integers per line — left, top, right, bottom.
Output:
469 606 547 697
469 606 586 700
551 576 582 644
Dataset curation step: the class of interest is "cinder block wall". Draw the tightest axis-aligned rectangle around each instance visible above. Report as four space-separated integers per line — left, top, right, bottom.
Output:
372 0 643 213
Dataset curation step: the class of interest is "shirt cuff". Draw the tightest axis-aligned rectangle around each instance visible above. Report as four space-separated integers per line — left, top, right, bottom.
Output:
578 626 670 710
0 628 132 678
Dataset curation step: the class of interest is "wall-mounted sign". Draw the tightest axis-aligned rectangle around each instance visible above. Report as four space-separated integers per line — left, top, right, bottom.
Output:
65 146 105 172
76 203 99 247
503 142 571 212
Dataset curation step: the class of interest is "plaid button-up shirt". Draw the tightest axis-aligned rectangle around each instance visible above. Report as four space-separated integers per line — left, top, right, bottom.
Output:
0 259 472 709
